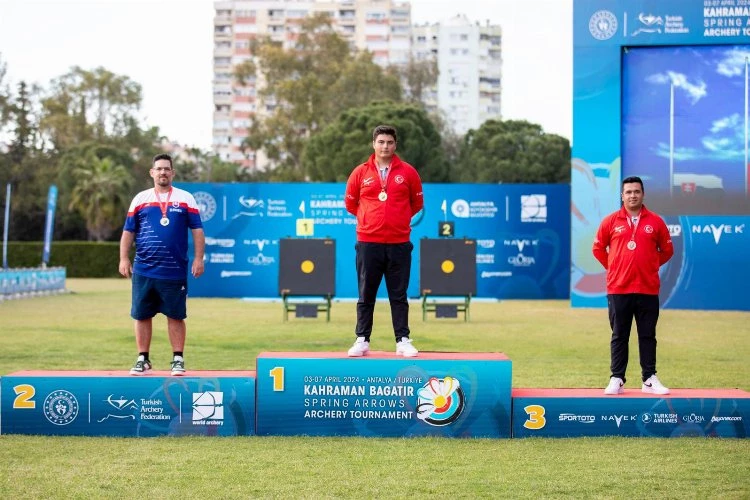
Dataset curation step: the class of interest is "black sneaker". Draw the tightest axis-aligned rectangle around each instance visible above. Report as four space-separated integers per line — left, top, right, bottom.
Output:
130 358 152 376
170 358 185 376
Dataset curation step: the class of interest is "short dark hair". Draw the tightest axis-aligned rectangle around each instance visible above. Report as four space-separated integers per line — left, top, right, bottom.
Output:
152 153 173 169
372 125 397 143
621 176 643 192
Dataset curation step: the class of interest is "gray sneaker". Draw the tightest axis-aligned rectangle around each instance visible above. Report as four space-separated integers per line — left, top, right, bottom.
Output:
130 357 152 376
170 357 186 376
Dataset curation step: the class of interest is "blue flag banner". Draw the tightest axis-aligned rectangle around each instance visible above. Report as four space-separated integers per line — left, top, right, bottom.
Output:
42 185 58 265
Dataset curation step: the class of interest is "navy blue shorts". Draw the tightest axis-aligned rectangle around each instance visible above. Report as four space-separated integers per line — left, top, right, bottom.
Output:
131 273 188 320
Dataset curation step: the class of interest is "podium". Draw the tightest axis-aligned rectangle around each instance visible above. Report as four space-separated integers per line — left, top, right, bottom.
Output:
419 238 476 321
278 238 335 321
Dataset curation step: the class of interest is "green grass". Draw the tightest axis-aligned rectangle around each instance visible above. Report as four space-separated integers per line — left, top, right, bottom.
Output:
1 278 749 498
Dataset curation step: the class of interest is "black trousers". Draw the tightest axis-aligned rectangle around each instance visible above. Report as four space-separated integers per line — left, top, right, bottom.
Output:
355 241 413 341
607 293 660 383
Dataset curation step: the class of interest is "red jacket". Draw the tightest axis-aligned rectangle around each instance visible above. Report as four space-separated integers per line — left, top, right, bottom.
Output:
592 205 674 295
345 153 424 243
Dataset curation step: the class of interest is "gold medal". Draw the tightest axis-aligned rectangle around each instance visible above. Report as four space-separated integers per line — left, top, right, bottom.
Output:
378 191 387 202
627 241 636 250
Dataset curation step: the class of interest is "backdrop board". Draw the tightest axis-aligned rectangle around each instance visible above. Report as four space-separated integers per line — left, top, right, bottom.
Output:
572 0 750 310
255 351 512 438
0 371 256 436
179 183 570 300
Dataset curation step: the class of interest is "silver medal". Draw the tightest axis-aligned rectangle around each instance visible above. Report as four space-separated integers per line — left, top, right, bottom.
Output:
160 217 170 226
627 241 636 250
378 191 387 202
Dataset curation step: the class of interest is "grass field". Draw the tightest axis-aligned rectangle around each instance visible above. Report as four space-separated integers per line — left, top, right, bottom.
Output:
1 278 748 498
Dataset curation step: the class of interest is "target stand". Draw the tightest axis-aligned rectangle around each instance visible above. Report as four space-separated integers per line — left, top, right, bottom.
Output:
419 238 476 321
279 238 335 321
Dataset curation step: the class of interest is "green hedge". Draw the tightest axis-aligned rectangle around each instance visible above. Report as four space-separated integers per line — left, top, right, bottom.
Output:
0 242 128 277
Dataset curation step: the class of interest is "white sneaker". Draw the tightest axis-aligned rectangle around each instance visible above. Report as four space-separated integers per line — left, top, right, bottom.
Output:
347 337 370 357
396 338 418 357
604 376 624 395
642 374 670 395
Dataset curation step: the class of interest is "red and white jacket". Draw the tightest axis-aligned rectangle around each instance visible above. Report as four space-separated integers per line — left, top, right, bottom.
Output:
345 153 424 243
592 205 674 295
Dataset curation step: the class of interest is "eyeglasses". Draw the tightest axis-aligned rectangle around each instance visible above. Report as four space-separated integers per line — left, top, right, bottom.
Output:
152 167 173 172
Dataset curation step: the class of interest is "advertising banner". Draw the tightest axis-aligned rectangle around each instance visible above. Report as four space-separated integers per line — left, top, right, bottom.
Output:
0 371 255 436
180 182 570 299
255 352 512 438
512 388 750 438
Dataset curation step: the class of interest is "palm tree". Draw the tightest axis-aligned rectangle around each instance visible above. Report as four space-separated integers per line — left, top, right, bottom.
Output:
69 155 133 241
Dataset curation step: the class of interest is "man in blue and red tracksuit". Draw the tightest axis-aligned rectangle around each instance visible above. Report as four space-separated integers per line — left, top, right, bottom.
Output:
344 125 424 358
593 176 674 395
119 153 205 376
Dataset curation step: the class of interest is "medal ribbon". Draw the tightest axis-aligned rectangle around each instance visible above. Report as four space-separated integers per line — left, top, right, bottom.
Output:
627 214 640 245
154 188 173 220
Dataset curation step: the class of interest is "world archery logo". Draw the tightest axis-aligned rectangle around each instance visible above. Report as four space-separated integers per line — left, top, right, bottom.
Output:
416 376 465 426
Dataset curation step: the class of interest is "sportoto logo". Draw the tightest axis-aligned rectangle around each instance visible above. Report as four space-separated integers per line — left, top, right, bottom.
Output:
43 389 79 426
416 376 465 426
521 194 547 223
192 391 224 425
451 199 470 219
589 10 618 40
193 191 217 223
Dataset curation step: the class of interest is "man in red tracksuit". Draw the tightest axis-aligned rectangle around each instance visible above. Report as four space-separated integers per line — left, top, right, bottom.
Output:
593 176 674 395
344 125 424 357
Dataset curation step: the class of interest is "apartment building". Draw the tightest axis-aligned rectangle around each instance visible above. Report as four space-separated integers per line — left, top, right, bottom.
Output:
412 15 502 135
213 0 411 170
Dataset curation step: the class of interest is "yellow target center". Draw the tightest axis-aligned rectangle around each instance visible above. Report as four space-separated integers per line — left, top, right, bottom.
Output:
300 260 315 273
441 260 455 273
434 395 447 408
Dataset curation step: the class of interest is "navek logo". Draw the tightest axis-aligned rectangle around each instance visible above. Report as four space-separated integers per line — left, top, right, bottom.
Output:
601 414 636 428
692 223 744 244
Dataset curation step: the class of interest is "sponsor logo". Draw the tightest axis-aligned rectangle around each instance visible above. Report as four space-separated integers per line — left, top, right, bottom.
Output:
220 270 253 278
476 239 496 249
481 271 512 278
363 176 375 187
208 253 234 264
589 10 618 40
630 12 688 37
140 398 169 421
476 253 495 264
416 376 465 426
504 238 538 253
193 191 217 223
668 224 682 237
193 391 224 426
521 195 547 223
691 223 744 245
508 253 535 267
451 199 470 219
682 413 705 424
631 13 663 36
248 253 275 266
205 237 235 248
711 416 743 422
559 413 595 424
98 394 138 423
43 390 79 426
601 414 636 428
641 412 678 424
232 196 264 218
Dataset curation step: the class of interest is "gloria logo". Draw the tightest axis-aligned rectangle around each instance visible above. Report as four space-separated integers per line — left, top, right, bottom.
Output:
193 191 217 223
43 389 79 426
416 376 465 426
192 391 224 426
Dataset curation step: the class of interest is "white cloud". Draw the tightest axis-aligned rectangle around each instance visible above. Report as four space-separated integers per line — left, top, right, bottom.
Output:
710 113 741 133
715 47 750 77
645 71 707 104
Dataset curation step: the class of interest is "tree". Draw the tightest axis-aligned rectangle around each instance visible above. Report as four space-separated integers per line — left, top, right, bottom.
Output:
394 57 439 104
39 66 142 150
238 14 402 177
454 120 571 183
303 101 449 182
68 155 133 241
